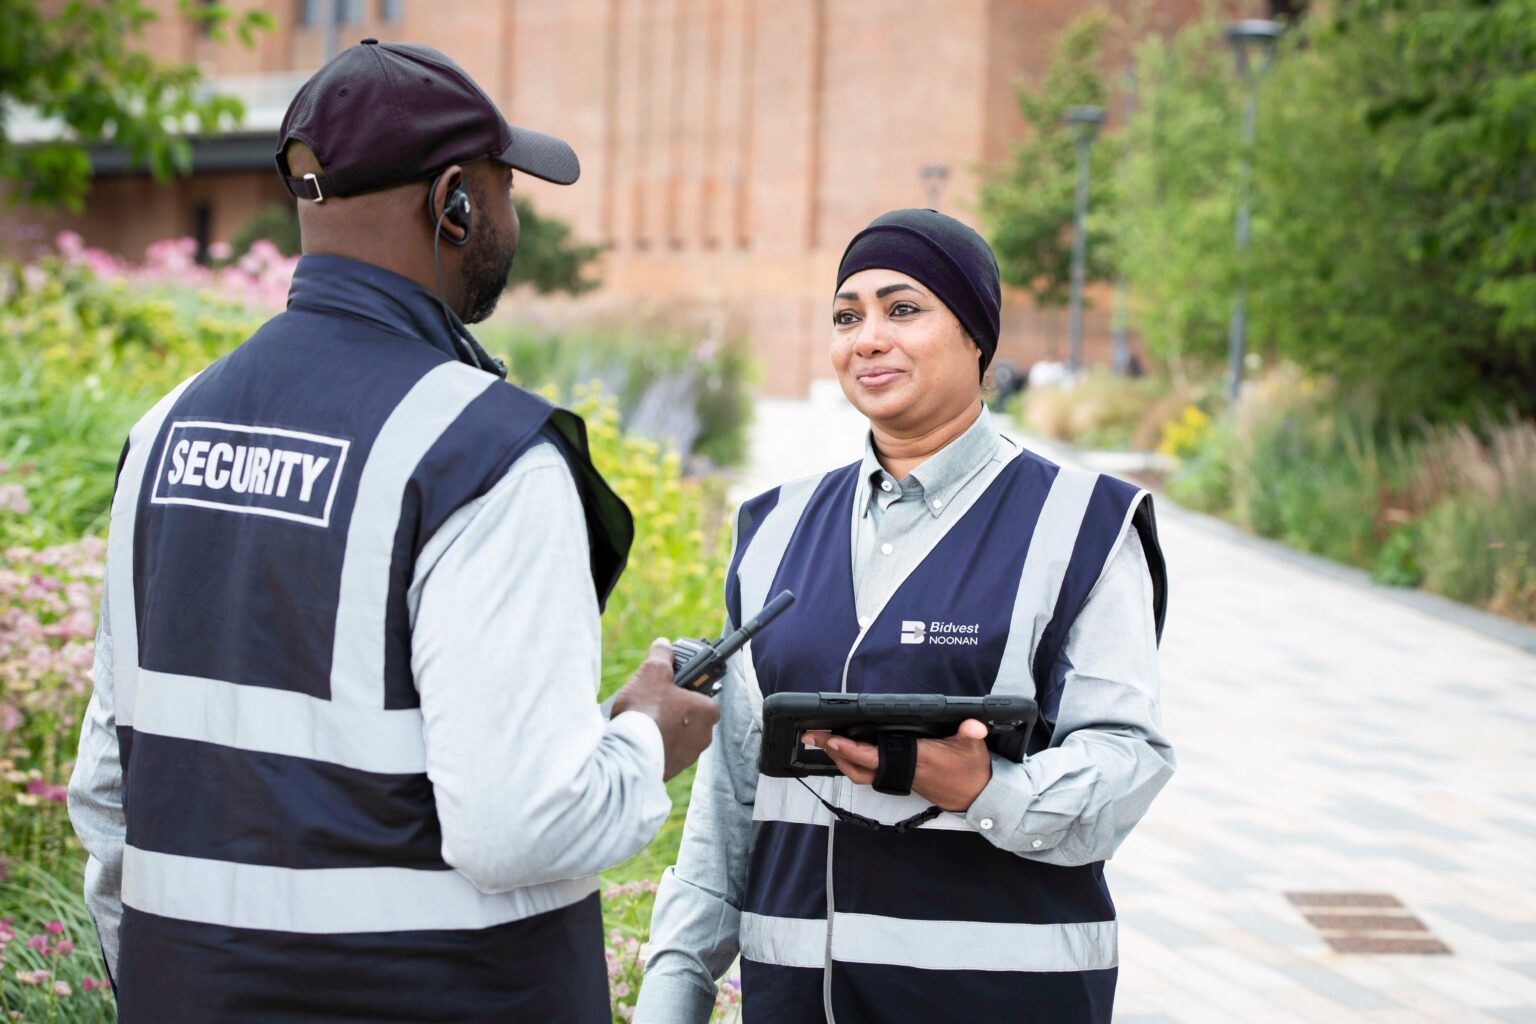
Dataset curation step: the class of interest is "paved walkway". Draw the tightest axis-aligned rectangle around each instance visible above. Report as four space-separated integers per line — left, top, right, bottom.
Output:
738 388 1536 1023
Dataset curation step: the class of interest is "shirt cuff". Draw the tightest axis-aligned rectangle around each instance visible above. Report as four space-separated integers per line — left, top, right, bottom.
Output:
610 708 666 779
633 968 719 1024
964 754 1057 854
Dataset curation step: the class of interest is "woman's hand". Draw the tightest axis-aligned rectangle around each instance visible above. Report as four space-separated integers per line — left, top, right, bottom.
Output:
803 719 994 812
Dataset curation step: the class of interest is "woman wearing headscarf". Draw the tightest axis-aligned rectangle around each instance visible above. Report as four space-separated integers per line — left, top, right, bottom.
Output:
635 209 1173 1024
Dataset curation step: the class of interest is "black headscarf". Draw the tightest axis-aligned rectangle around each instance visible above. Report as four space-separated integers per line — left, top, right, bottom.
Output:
835 208 1002 376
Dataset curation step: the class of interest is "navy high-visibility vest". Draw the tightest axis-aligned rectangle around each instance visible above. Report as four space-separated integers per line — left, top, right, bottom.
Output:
725 448 1167 1024
104 255 632 1023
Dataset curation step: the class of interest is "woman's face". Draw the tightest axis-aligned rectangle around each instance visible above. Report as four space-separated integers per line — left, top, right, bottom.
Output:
831 269 983 433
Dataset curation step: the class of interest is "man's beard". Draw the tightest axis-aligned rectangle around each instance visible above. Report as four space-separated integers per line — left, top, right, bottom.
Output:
459 184 516 324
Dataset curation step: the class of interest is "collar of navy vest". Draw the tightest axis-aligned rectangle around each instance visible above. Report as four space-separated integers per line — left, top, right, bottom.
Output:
859 403 1002 520
286 254 470 364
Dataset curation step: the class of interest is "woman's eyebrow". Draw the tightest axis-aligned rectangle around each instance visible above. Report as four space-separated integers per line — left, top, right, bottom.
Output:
875 283 918 298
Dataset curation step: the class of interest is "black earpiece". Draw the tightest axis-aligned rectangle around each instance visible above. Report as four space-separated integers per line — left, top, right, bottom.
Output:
426 173 472 246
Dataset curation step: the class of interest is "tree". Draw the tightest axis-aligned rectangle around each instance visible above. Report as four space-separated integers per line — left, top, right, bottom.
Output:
508 196 604 296
1113 19 1241 373
978 13 1119 308
1253 0 1535 420
1115 3 1536 419
0 0 271 212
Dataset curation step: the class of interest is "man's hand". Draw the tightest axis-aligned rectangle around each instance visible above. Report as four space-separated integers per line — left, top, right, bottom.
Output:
804 719 993 812
609 638 720 781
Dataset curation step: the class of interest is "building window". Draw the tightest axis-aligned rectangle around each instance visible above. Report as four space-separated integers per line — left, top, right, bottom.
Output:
379 0 402 22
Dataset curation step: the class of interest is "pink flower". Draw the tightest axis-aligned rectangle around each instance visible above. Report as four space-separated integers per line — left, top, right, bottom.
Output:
82 976 95 991
25 934 47 952
53 980 71 997
54 939 73 956
44 920 63 934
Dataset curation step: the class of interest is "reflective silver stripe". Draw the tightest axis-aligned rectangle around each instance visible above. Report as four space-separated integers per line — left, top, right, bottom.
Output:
330 362 496 708
736 472 824 625
131 670 427 774
110 374 202 729
741 911 1117 973
740 912 827 969
121 845 598 934
991 465 1100 698
752 774 971 832
831 913 1118 973
734 472 824 724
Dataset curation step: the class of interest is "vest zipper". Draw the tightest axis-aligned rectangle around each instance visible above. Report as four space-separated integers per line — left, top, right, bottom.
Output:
818 451 1020 1021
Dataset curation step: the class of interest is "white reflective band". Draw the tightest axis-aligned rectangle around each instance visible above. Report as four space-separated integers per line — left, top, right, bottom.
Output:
330 362 495 708
734 472 824 725
741 911 1118 974
131 669 427 774
111 373 201 729
992 465 1101 698
753 774 972 832
736 473 824 627
831 913 1117 973
121 846 598 934
740 913 827 969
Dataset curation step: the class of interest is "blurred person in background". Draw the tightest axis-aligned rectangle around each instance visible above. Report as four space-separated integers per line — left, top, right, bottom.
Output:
636 209 1173 1023
66 39 715 1023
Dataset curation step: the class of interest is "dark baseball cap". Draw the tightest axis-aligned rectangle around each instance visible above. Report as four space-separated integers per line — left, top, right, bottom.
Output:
275 38 579 201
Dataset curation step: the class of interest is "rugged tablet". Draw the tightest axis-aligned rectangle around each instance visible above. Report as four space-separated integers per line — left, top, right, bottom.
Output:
760 692 1039 779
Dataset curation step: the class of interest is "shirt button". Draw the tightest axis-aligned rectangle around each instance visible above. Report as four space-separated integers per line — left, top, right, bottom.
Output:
1031 839 1044 849
880 481 893 492
979 818 994 830
858 615 871 628
931 498 944 510
880 542 894 555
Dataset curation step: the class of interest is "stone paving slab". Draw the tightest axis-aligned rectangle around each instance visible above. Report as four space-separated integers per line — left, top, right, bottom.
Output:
738 393 1536 1022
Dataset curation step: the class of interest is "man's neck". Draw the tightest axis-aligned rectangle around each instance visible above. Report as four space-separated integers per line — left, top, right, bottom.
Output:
871 402 983 480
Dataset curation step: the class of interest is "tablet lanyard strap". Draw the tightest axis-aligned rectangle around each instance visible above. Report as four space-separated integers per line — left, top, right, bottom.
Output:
794 778 945 834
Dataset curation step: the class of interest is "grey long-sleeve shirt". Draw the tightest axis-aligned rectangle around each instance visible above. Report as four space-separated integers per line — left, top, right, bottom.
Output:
634 406 1175 1023
68 441 671 976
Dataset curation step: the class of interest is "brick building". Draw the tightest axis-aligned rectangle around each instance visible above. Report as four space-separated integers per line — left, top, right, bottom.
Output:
7 0 1205 394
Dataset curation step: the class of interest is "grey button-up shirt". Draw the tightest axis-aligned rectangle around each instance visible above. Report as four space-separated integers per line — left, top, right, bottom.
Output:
635 405 1174 1023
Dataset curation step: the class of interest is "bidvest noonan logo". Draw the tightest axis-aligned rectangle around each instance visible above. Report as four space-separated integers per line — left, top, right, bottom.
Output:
150 420 350 527
901 620 981 646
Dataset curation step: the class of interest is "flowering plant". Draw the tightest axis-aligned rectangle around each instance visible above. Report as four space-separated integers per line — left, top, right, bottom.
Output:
0 540 103 877
600 880 741 1023
0 864 113 1022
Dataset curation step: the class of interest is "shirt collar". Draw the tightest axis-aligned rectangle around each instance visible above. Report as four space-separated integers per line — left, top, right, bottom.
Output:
858 404 1002 519
284 254 464 361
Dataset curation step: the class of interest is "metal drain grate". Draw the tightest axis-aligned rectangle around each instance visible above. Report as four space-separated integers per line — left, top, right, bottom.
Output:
1286 892 1452 955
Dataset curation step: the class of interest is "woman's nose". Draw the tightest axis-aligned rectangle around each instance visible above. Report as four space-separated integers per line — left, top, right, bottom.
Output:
853 319 892 356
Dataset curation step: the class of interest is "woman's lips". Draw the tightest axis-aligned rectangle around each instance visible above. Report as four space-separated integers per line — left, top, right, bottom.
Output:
856 368 904 388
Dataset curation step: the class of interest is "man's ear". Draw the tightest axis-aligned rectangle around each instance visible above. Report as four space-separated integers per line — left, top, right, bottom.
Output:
427 165 468 244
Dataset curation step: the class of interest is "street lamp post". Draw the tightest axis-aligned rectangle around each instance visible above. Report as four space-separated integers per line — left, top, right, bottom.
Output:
1112 60 1137 377
1066 105 1106 378
1224 19 1284 405
921 163 950 210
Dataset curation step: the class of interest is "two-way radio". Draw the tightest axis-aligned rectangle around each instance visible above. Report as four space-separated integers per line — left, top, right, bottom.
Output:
600 590 795 717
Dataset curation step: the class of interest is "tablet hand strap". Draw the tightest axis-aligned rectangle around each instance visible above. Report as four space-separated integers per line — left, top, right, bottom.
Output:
795 778 943 834
872 731 918 796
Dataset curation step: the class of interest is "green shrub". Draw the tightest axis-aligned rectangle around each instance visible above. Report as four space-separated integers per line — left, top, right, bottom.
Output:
1017 371 1192 451
1167 368 1536 621
482 320 755 468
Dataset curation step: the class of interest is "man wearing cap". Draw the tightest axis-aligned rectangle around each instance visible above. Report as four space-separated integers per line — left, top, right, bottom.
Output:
67 40 717 1023
635 209 1172 1022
